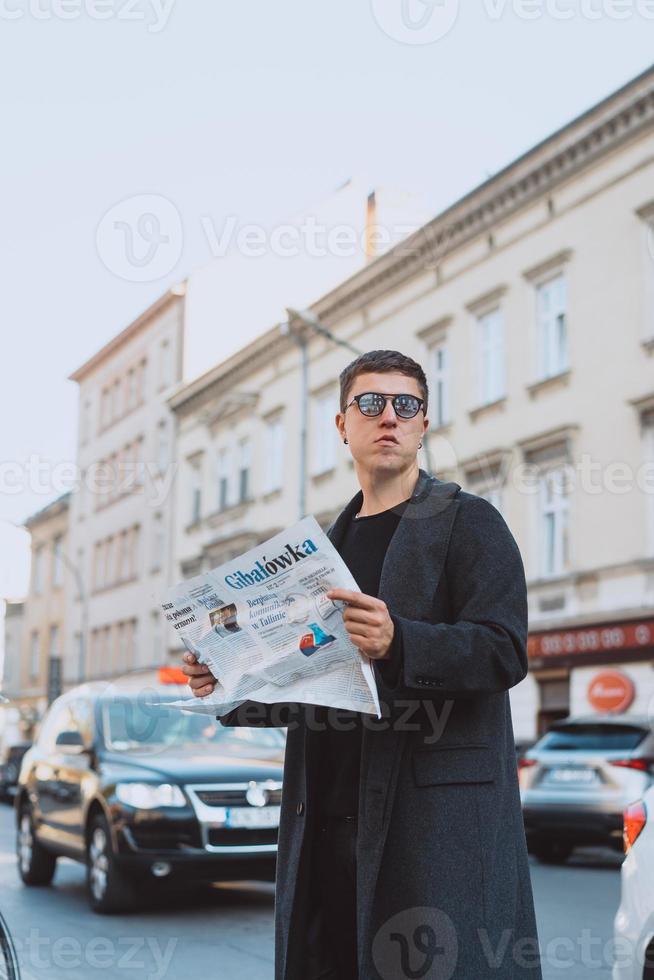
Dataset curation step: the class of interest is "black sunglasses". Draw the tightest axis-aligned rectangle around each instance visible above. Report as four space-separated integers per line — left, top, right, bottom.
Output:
345 391 425 419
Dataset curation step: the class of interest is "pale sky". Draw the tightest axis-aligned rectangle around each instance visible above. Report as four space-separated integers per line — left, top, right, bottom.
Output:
1 0 653 538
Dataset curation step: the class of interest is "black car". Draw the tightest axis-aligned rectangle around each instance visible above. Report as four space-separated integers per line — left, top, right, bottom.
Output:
15 679 285 913
0 743 31 802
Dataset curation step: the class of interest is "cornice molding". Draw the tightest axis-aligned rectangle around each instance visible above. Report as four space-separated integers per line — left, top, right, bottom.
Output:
310 68 654 325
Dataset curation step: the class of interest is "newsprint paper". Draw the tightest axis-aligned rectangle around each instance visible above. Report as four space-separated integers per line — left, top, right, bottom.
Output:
160 516 381 718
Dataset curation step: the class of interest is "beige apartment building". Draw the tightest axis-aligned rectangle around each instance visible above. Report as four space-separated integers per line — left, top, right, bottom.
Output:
65 286 186 687
7 494 71 734
170 65 654 742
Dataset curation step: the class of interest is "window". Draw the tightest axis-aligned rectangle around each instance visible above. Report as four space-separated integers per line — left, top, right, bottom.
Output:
644 418 654 557
117 530 130 582
264 418 285 494
49 624 60 657
136 359 147 404
238 438 251 503
217 447 231 511
429 342 449 427
311 393 337 476
151 513 165 571
156 421 169 473
128 525 140 579
159 338 173 389
112 377 122 421
103 537 113 587
80 398 91 445
476 308 505 405
126 368 137 411
152 610 163 662
190 461 202 523
33 545 44 595
100 387 110 430
29 631 39 679
539 466 571 578
536 274 568 379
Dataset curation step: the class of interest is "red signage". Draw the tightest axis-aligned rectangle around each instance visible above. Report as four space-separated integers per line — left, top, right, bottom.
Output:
527 618 654 660
587 671 635 713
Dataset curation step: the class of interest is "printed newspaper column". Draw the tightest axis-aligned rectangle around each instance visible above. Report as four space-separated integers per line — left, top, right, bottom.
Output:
160 516 381 717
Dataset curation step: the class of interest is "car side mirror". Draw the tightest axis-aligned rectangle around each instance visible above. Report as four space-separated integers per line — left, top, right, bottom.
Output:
55 730 86 754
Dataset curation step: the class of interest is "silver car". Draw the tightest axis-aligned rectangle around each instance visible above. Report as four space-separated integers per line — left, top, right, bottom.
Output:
519 715 654 863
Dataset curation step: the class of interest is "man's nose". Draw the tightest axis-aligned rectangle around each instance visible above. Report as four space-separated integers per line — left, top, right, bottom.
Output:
379 400 398 423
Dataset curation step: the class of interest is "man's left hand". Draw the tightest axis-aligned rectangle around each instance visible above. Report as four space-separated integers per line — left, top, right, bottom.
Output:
326 588 394 660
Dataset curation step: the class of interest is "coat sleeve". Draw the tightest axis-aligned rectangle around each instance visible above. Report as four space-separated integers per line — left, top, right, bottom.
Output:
217 701 298 728
373 495 528 700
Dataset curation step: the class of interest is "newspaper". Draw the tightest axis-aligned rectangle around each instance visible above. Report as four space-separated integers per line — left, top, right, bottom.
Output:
160 516 381 718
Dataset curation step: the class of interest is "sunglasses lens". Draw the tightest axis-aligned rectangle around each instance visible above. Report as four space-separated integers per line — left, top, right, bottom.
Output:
358 393 385 416
394 395 420 418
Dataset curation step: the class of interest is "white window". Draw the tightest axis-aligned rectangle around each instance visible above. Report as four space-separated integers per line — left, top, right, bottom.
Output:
104 537 114 587
476 308 505 405
238 438 251 503
217 447 232 511
429 342 449 427
52 535 64 587
311 393 338 476
117 530 129 581
100 388 110 430
126 368 137 411
128 526 140 579
152 610 163 662
112 378 122 421
264 418 285 494
536 274 568 379
33 545 44 595
30 631 39 678
538 466 571 578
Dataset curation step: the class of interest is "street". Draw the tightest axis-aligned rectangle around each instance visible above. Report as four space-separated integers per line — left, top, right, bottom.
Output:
0 802 623 980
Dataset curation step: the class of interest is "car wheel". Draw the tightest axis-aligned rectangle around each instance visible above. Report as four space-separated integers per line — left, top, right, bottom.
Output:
16 804 57 885
532 839 573 865
86 812 136 914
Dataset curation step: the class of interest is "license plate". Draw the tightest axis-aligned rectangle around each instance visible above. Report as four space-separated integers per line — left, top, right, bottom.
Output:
546 766 599 784
225 806 281 829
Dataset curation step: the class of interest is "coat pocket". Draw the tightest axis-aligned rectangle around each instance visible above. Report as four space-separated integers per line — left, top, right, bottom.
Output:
411 743 496 786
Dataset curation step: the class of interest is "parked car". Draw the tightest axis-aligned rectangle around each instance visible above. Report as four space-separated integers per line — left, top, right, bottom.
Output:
519 715 654 863
613 785 654 980
15 677 285 913
0 742 31 802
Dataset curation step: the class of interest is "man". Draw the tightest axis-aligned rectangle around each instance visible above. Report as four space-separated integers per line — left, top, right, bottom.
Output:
183 350 542 980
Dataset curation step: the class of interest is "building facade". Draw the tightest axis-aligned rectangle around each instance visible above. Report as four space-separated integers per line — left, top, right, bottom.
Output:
170 66 654 742
65 286 186 686
8 494 71 734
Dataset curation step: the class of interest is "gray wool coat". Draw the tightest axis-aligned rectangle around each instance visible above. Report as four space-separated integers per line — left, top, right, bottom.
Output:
220 470 543 980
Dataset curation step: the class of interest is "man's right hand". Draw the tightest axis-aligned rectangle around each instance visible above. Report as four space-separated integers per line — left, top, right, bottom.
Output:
181 652 217 698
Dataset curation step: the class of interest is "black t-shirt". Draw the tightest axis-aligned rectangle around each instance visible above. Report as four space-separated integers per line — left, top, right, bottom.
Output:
318 499 408 818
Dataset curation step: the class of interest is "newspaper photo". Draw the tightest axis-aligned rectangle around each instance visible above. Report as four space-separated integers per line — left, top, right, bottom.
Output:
160 516 381 718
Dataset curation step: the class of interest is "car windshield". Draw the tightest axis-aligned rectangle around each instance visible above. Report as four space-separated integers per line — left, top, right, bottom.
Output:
537 723 647 752
100 696 285 754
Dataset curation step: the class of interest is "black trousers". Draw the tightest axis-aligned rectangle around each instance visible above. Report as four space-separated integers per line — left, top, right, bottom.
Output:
302 815 359 980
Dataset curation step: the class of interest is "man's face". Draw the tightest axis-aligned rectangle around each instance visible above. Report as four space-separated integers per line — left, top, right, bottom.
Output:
336 371 429 475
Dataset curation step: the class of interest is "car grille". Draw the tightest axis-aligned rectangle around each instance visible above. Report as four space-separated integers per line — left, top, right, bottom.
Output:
207 828 278 847
128 830 198 850
195 787 283 807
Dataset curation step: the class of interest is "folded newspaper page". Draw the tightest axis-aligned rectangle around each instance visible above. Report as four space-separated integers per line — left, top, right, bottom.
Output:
160 516 381 718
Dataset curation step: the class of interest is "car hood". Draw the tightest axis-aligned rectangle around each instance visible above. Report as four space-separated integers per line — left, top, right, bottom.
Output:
100 748 284 785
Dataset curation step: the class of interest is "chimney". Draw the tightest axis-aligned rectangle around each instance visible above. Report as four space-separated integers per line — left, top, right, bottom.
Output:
364 190 377 261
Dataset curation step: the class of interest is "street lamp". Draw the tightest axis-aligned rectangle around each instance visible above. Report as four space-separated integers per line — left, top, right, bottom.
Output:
282 309 363 521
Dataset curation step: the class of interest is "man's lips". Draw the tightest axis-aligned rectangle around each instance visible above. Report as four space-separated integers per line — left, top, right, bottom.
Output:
375 435 399 446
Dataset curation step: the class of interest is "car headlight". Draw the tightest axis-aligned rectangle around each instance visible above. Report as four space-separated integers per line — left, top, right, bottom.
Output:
115 782 186 809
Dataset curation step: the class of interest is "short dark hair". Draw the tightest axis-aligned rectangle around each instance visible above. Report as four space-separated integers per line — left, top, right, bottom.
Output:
339 350 428 414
